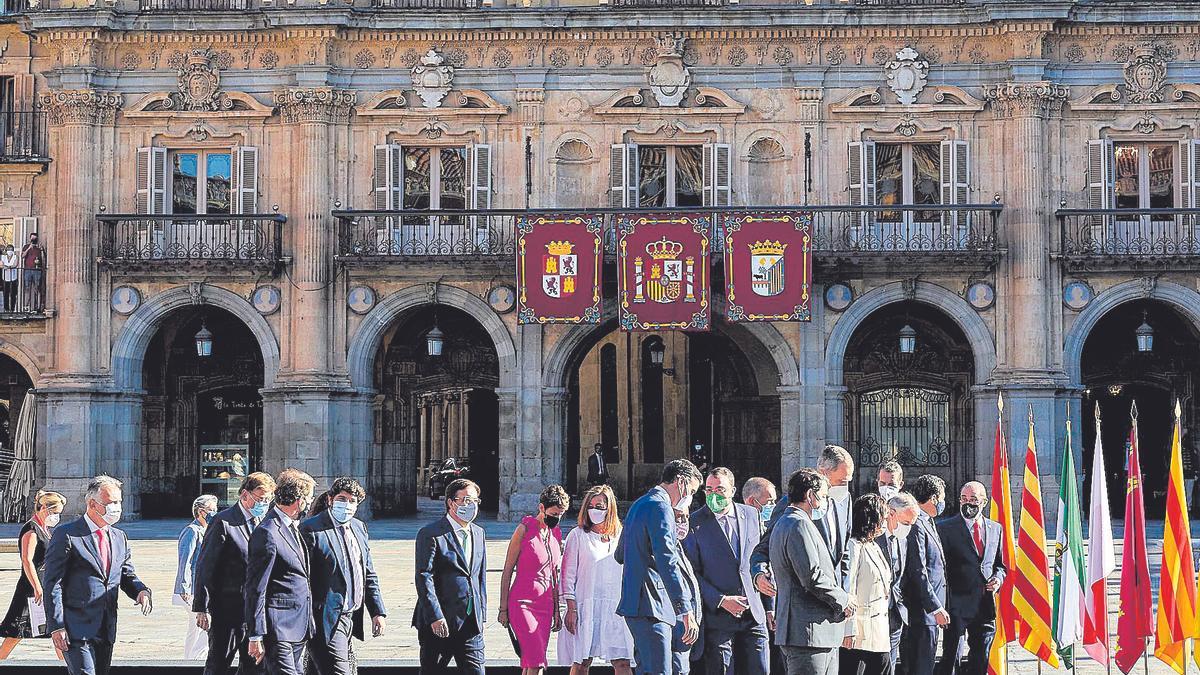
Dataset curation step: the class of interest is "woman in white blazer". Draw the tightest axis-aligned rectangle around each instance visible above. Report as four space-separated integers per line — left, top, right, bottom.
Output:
841 494 894 675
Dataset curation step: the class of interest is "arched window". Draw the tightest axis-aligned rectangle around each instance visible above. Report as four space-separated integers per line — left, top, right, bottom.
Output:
641 336 665 463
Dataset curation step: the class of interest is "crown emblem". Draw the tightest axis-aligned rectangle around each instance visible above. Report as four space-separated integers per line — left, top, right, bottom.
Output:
646 237 685 260
545 241 575 256
749 240 787 257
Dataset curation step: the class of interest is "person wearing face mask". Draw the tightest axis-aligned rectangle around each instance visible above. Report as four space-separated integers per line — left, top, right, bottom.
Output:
244 469 317 674
900 475 948 675
43 475 152 675
499 484 569 675
192 471 276 675
841 494 894 675
883 493 920 672
934 482 1005 675
0 244 18 313
0 489 66 655
671 508 703 674
615 458 703 675
877 462 905 502
300 477 386 675
769 468 851 675
414 478 488 674
19 232 43 313
174 495 217 660
557 485 635 675
739 477 782 674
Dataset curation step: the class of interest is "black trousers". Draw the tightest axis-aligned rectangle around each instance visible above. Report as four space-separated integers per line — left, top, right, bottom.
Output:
901 623 939 675
1 280 15 312
204 615 264 675
703 620 770 675
937 614 995 675
418 614 485 675
64 638 114 675
310 612 354 675
265 637 306 675
841 648 893 675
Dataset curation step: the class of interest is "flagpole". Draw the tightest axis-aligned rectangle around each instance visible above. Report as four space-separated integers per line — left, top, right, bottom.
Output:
1100 398 1113 675
1031 403 1041 675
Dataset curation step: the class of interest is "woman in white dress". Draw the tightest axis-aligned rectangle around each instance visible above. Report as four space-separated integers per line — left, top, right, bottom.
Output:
557 485 635 675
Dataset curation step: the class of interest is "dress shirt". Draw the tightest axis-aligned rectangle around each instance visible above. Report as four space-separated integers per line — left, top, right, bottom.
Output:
962 515 984 556
85 514 112 575
239 503 258 530
716 509 740 557
338 523 365 611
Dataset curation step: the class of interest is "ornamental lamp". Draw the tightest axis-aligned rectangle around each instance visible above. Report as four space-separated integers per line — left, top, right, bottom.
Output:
898 324 917 355
1136 311 1154 353
426 324 445 357
194 322 214 358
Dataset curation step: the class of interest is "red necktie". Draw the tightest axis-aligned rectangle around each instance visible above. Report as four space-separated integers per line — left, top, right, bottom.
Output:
96 528 111 576
972 520 984 557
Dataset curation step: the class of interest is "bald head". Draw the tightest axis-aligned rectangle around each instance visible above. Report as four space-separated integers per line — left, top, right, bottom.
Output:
960 481 987 502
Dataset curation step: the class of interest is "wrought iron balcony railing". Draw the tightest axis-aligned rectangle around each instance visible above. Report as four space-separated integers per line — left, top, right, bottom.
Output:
0 112 49 163
0 264 48 318
1057 208 1200 269
138 0 247 9
97 214 285 271
333 205 1002 263
1 0 30 13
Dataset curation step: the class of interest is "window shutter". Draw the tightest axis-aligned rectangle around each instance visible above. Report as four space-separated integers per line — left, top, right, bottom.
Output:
702 144 713 207
136 146 167 214
848 141 875 234
15 217 36 243
1179 139 1200 209
940 140 971 245
1086 139 1114 210
470 143 492 209
233 146 259 214
373 144 402 210
704 143 732 207
611 144 637 208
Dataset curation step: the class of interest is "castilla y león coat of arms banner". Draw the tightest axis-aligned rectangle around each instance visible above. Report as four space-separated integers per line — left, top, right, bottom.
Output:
516 214 603 324
618 214 711 331
723 212 813 322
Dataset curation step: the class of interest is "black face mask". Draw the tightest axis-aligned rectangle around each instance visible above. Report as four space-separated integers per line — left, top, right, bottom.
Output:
544 514 560 529
960 502 981 520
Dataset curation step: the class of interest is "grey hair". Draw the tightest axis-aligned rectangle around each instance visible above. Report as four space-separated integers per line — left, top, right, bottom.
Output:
817 444 853 472
192 494 219 517
742 477 776 503
887 492 919 511
85 475 122 503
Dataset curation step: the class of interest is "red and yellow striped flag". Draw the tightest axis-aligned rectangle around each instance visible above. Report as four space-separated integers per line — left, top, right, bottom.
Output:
987 393 1018 675
1012 410 1060 667
1155 399 1197 674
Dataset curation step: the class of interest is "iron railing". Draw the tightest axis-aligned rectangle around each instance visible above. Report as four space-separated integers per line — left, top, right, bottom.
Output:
333 205 1002 260
372 0 477 7
0 264 47 316
97 214 285 268
0 0 30 12
856 437 959 469
0 112 49 162
1057 208 1200 266
139 0 247 9
607 0 725 6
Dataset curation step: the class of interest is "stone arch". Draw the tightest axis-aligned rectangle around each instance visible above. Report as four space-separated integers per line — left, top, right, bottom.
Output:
111 284 280 392
825 281 997 386
0 339 43 385
346 284 517 392
1063 279 1200 385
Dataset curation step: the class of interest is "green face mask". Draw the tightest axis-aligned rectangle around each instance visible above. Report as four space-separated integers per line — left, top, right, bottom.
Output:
706 492 730 513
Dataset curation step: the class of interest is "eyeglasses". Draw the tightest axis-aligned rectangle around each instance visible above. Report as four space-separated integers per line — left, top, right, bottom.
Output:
453 497 481 506
704 486 733 495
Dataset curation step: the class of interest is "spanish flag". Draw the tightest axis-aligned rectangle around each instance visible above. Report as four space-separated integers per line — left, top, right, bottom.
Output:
1155 399 1197 674
1012 409 1059 667
987 394 1018 675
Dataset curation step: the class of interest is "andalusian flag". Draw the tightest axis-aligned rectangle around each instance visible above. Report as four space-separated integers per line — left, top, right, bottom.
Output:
1114 414 1152 674
1155 399 1197 674
1052 419 1086 667
1013 409 1060 667
987 394 1018 675
1083 404 1115 666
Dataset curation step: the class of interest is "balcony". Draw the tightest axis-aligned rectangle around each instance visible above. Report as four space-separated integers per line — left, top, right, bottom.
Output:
0 264 47 320
372 0 478 6
0 113 49 165
1057 208 1200 271
138 0 247 8
97 214 285 274
1 0 30 13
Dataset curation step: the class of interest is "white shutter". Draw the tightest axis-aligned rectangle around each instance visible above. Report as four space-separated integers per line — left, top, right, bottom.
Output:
940 140 970 246
136 146 167 214
703 143 732 207
470 143 492 209
373 143 402 210
233 146 259 214
702 144 713 207
610 143 640 208
1086 139 1114 211
848 141 875 234
14 217 37 312
15 217 37 243
1179 139 1200 209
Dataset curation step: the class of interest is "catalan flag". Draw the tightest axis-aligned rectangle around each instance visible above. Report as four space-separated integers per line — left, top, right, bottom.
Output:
1012 410 1059 667
1114 414 1152 674
1155 399 1197 674
1082 404 1115 667
987 394 1018 675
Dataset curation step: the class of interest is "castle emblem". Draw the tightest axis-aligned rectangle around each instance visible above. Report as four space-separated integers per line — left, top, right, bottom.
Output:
633 237 696 305
749 240 787 297
542 240 577 299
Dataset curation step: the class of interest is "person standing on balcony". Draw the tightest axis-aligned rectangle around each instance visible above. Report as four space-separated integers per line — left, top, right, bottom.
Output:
0 244 18 313
19 233 43 313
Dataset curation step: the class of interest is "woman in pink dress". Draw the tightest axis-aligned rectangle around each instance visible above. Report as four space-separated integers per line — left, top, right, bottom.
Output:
499 484 569 674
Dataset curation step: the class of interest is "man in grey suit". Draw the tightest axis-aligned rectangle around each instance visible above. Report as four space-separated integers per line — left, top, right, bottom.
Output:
770 468 852 675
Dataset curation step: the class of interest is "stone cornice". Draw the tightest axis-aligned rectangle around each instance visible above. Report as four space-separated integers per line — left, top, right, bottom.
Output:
38 89 122 126
273 88 356 124
983 81 1069 119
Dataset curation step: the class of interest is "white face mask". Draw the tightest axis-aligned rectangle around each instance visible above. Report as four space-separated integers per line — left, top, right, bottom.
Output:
828 485 850 502
893 522 913 540
102 502 122 526
44 513 60 528
674 481 693 511
588 508 607 526
878 485 899 502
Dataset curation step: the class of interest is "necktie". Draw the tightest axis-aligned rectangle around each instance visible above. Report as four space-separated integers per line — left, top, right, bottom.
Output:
973 521 984 557
458 528 473 615
721 515 740 558
96 528 110 576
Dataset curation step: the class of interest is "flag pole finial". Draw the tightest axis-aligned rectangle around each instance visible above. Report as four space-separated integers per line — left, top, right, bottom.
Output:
1131 399 1139 421
1094 401 1101 423
1028 404 1034 424
1175 398 1182 419
998 391 1004 412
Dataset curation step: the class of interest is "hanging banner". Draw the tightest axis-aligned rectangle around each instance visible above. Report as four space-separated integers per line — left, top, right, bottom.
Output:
516 213 603 324
723 211 813 322
618 213 711 331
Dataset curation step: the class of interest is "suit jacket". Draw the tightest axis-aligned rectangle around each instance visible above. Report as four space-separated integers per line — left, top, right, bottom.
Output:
750 493 851 590
244 508 315 643
936 516 1006 622
769 508 848 649
883 531 908 629
615 486 694 623
683 503 772 633
672 542 704 655
843 538 892 653
587 453 608 484
301 511 387 643
901 512 946 626
42 516 148 644
412 516 487 634
749 495 788 579
192 504 256 621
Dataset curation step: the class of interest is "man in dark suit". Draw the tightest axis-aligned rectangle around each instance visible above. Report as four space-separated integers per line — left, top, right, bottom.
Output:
245 470 317 675
616 459 702 675
936 481 1006 675
884 491 920 672
902 475 949 675
193 471 276 675
43 475 152 675
587 444 610 486
301 477 387 675
684 467 771 675
413 477 487 674
674 507 704 674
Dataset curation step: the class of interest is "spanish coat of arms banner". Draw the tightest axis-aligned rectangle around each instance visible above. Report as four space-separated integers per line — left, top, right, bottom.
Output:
723 212 813 322
516 213 603 324
618 213 711 331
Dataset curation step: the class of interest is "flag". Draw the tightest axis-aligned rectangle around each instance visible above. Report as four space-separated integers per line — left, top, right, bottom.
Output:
1052 419 1086 667
1155 399 1197 674
1114 415 1153 674
1012 410 1060 667
1082 404 1116 666
987 394 1018 675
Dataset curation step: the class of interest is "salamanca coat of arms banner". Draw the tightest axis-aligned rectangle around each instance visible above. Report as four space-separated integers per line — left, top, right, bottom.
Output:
723 212 813 322
516 214 603 324
618 214 711 331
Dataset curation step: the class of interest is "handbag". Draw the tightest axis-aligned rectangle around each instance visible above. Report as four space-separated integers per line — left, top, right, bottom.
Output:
507 623 522 657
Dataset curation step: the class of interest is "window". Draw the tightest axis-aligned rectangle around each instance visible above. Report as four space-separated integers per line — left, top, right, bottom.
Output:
611 142 731 208
170 151 232 215
374 144 490 211
1085 139 1200 251
136 146 257 215
874 143 941 214
1113 142 1176 209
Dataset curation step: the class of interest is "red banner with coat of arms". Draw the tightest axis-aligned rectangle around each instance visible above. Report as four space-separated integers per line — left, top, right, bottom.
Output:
618 214 711 331
516 213 603 324
723 212 813 322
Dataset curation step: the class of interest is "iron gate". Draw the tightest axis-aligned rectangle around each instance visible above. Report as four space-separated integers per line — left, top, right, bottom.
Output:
857 387 952 467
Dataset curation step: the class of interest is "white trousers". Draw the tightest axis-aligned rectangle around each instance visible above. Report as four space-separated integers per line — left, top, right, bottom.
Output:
173 594 209 660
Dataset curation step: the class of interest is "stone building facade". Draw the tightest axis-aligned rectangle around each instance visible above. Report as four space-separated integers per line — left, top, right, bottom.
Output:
0 0 1195 519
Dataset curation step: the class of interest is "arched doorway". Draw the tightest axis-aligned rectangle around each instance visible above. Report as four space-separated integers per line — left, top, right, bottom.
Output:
373 305 500 515
841 301 977 495
1079 299 1200 519
0 354 33 454
140 306 265 517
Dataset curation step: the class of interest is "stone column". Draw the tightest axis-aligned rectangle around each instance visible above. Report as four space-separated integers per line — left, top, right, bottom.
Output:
778 385 804 480
541 386 568 490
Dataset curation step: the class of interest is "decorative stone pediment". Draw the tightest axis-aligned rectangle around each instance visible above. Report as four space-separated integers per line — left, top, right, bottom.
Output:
1123 45 1167 104
622 118 720 145
411 48 455 109
861 114 954 139
885 47 928 106
1101 113 1194 137
356 89 509 120
1075 83 1200 112
829 86 984 116
152 121 244 145
594 86 744 116
126 90 273 119
647 35 691 108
